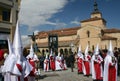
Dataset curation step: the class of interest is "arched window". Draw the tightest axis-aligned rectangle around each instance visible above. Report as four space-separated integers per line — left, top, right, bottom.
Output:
87 30 90 37
101 29 104 36
92 45 94 51
60 48 64 54
64 48 68 55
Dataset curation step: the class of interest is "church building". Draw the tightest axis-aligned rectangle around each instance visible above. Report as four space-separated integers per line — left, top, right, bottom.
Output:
35 1 120 53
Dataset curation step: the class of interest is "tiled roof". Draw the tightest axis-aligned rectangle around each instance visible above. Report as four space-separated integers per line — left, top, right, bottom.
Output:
103 28 120 33
37 27 80 39
81 17 106 23
36 31 48 39
101 35 117 40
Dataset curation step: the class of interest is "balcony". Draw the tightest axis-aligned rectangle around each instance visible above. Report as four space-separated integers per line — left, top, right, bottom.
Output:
0 21 12 33
0 0 13 8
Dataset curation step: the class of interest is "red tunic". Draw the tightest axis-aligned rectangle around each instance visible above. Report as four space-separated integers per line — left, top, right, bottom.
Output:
24 77 28 81
16 63 23 72
108 63 116 81
84 61 90 75
83 55 91 75
29 59 36 76
0 50 4 61
16 63 23 81
77 57 83 73
50 56 55 71
44 59 49 71
94 61 102 80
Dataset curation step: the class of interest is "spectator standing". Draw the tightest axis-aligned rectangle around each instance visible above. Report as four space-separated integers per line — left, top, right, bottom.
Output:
69 50 75 72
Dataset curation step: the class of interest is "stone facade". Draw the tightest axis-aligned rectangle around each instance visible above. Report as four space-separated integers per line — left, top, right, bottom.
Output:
34 2 120 53
0 0 20 41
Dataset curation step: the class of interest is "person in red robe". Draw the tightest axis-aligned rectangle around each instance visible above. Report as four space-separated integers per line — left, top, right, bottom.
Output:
103 41 117 81
77 45 84 74
49 50 55 71
91 44 103 81
83 45 91 76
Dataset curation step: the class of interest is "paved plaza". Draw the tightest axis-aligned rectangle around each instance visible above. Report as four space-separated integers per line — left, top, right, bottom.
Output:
36 68 120 81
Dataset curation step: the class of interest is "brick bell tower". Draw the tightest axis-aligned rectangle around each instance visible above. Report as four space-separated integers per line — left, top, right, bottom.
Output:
81 0 107 29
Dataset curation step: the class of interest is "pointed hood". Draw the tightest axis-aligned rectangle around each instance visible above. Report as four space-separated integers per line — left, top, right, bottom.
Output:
45 54 48 59
2 38 15 73
58 52 61 57
13 21 23 60
50 49 53 56
78 45 81 52
77 45 83 57
85 45 89 56
108 40 114 56
29 44 34 58
7 38 13 55
94 44 99 55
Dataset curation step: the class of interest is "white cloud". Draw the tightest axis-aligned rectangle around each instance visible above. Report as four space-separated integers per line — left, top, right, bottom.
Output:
34 30 39 35
21 35 31 47
19 0 68 29
70 17 80 25
69 0 76 2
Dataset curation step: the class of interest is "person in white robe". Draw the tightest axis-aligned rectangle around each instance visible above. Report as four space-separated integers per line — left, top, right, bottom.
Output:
91 44 103 81
2 38 17 81
55 53 62 71
44 54 49 72
103 41 117 81
61 54 67 70
77 45 84 74
82 45 91 76
3 22 33 81
49 50 56 71
26 44 39 81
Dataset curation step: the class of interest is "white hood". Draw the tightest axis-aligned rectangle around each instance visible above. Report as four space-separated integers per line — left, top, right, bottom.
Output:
94 44 99 55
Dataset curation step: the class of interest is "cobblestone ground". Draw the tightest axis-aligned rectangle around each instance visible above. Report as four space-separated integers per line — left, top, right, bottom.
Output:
36 68 120 81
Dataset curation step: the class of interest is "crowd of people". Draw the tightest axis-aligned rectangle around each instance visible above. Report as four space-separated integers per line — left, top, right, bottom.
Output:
38 48 76 72
76 42 120 81
0 23 40 81
0 22 120 81
37 41 120 81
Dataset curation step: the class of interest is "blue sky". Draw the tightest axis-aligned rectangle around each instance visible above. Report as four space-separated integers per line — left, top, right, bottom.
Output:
19 0 120 42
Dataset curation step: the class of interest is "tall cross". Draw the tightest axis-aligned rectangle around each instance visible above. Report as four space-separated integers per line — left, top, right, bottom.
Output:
94 0 99 11
28 32 35 42
28 32 39 52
